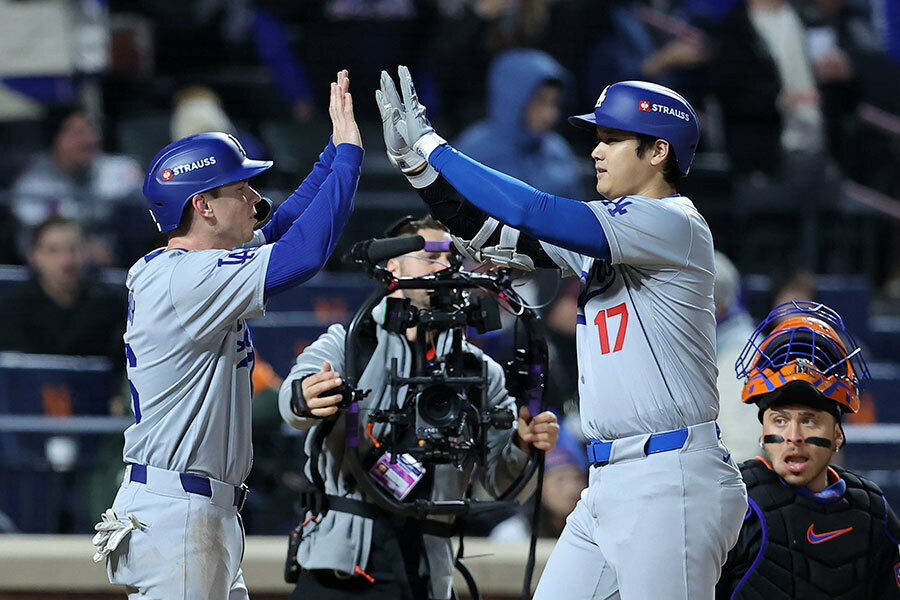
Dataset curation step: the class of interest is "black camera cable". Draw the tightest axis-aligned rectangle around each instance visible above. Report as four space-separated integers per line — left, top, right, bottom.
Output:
521 450 545 600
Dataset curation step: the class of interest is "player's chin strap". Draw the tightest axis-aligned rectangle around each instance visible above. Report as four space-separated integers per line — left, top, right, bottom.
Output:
451 218 535 272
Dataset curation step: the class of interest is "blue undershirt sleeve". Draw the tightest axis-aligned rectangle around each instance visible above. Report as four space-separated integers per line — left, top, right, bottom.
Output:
260 139 337 244
429 145 610 260
264 144 363 297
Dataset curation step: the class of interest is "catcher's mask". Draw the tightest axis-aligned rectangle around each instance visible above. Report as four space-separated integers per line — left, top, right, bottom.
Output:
735 301 869 423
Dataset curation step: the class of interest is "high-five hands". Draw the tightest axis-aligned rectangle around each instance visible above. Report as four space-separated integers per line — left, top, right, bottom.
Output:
330 69 362 148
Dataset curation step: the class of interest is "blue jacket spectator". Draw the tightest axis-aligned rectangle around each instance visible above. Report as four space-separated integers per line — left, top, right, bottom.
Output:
454 49 582 200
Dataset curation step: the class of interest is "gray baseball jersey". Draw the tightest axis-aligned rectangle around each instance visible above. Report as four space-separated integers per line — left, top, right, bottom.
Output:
540 194 718 440
121 239 271 486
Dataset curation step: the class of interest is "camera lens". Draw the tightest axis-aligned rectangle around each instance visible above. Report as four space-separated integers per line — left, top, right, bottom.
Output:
417 384 462 429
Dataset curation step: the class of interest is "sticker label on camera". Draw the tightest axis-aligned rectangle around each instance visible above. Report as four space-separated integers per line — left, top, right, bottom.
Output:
370 453 426 501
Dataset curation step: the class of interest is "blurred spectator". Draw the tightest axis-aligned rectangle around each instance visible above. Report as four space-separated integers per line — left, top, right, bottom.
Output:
705 0 825 175
712 251 759 463
102 12 170 125
284 0 426 121
453 48 582 330
9 105 144 265
797 0 900 182
0 217 125 366
538 1 709 112
427 1 553 130
585 1 709 101
455 48 582 200
170 85 268 158
771 269 817 310
490 423 587 540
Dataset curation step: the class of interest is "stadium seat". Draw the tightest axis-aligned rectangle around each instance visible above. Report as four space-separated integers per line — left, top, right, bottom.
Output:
0 352 114 466
865 316 900 362
265 272 374 313
866 363 900 423
247 317 332 377
816 276 870 338
0 353 114 534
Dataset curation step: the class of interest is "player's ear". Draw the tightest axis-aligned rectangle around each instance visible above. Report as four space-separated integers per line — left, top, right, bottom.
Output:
649 139 670 167
192 193 214 219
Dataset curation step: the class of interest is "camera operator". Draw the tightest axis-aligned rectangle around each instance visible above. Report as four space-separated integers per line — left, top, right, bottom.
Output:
277 215 559 600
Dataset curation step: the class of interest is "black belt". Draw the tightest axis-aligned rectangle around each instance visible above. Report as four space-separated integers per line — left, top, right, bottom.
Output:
302 491 455 538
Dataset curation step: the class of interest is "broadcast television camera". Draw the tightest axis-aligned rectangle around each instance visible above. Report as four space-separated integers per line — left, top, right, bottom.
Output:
302 234 546 520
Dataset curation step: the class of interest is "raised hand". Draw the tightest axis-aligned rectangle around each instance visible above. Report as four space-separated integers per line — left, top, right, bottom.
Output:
393 65 445 161
329 69 362 148
376 70 426 175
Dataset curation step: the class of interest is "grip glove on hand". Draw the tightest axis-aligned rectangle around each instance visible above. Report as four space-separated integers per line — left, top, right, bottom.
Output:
376 70 437 188
394 65 447 162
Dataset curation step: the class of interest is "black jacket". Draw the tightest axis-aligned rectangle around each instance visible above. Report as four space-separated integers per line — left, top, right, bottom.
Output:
0 274 125 369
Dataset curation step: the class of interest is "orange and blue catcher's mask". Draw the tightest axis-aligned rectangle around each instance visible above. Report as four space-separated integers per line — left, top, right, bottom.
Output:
735 301 869 417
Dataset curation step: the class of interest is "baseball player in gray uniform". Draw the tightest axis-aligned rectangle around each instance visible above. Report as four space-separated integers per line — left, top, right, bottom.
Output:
90 71 363 599
376 68 748 599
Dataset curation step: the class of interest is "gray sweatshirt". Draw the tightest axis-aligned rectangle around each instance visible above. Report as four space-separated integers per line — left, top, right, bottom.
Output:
278 313 531 599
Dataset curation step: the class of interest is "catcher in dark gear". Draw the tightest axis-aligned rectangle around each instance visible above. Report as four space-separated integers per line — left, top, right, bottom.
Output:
717 301 900 600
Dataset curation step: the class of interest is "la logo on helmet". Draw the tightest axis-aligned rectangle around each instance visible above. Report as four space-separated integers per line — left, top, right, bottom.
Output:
161 169 173 181
639 100 651 112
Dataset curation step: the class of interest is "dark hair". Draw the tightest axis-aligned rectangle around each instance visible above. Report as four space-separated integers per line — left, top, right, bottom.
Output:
43 105 90 146
167 186 223 239
385 214 448 238
635 134 681 189
32 216 81 248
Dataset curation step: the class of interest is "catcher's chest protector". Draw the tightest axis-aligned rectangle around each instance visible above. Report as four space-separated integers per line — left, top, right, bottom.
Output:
734 460 895 600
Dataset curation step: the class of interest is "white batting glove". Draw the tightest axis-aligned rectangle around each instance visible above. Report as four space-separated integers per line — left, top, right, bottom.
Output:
376 70 438 189
395 65 447 162
91 508 144 563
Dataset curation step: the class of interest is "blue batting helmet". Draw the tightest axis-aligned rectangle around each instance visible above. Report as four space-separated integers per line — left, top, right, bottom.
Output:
568 81 700 176
142 132 273 233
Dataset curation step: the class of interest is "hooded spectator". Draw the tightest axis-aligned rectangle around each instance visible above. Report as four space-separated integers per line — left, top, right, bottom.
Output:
455 49 582 199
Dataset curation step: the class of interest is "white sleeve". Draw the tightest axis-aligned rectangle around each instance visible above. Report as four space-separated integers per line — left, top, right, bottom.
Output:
169 244 273 342
585 197 693 268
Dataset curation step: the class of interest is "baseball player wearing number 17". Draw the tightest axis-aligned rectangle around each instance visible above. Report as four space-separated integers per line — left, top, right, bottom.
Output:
377 68 748 599
90 71 363 599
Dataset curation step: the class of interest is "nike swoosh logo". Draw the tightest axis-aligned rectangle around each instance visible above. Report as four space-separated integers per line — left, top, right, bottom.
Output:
807 523 853 544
